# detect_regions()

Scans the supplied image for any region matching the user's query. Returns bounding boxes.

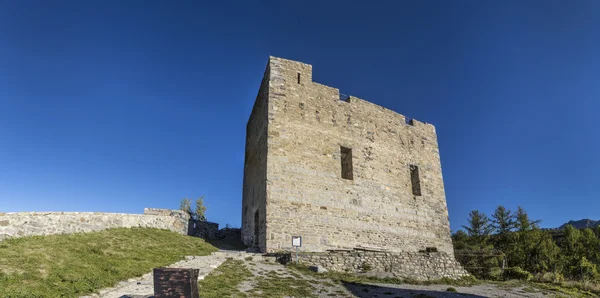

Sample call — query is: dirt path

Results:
[80,250,252,298]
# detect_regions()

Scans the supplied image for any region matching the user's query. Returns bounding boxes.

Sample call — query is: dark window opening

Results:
[405,117,414,126]
[297,73,301,84]
[341,146,353,180]
[410,165,421,196]
[339,93,350,102]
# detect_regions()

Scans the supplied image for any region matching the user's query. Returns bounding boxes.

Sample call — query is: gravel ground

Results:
[343,282,553,298]
[82,251,566,298]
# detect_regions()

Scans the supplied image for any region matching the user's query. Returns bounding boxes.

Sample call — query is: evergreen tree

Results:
[515,206,541,232]
[559,225,584,278]
[452,230,470,251]
[580,228,600,265]
[463,210,493,248]
[517,229,560,273]
[491,205,516,234]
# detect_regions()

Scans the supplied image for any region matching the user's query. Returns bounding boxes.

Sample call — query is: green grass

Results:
[199,260,321,298]
[486,279,598,297]
[0,227,217,297]
[198,259,253,298]
[527,281,597,297]
[249,274,317,298]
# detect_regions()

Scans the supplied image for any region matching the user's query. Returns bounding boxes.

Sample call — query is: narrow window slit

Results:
[410,165,421,196]
[297,73,301,84]
[340,146,353,180]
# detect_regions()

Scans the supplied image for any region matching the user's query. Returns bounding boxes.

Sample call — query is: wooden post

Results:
[153,268,200,298]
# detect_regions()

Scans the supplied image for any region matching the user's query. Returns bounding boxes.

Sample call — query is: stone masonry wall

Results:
[0,208,189,241]
[191,221,219,239]
[241,64,270,250]
[298,250,469,281]
[253,56,454,255]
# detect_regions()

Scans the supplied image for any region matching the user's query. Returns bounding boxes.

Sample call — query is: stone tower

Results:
[242,57,456,257]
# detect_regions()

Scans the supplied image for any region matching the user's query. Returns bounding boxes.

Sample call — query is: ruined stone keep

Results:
[242,57,455,257]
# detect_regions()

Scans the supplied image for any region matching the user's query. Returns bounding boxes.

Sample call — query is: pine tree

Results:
[515,206,541,232]
[559,225,584,278]
[452,230,470,251]
[491,206,516,235]
[463,210,493,248]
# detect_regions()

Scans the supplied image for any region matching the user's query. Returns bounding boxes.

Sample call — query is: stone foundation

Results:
[296,250,469,281]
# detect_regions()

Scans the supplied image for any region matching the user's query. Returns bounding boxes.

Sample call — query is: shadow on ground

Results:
[205,237,247,251]
[343,281,487,298]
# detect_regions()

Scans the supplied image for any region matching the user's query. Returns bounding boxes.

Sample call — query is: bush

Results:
[489,267,503,281]
[446,287,457,292]
[537,272,564,283]
[580,257,600,281]
[503,267,533,281]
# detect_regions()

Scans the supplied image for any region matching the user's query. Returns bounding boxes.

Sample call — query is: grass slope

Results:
[0,228,217,297]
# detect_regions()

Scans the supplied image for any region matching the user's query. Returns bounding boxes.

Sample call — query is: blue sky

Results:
[0,1,598,231]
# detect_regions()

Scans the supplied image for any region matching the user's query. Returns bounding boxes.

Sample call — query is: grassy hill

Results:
[0,227,217,297]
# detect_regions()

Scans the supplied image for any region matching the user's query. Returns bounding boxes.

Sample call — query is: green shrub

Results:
[580,257,600,281]
[446,287,457,292]
[489,267,503,280]
[538,272,564,283]
[503,267,533,281]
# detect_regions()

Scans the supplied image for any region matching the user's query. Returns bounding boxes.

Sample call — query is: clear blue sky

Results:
[1,1,598,231]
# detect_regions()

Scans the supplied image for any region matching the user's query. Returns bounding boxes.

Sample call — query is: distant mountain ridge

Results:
[558,219,600,230]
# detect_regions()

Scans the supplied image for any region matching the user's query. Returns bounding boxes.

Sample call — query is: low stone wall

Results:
[191,221,219,239]
[143,208,188,219]
[0,208,189,241]
[297,250,469,281]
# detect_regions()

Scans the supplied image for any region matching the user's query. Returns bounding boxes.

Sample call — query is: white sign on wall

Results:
[292,236,302,247]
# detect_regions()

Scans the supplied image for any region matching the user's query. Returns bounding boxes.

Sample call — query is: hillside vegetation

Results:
[454,206,600,294]
[0,227,217,297]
